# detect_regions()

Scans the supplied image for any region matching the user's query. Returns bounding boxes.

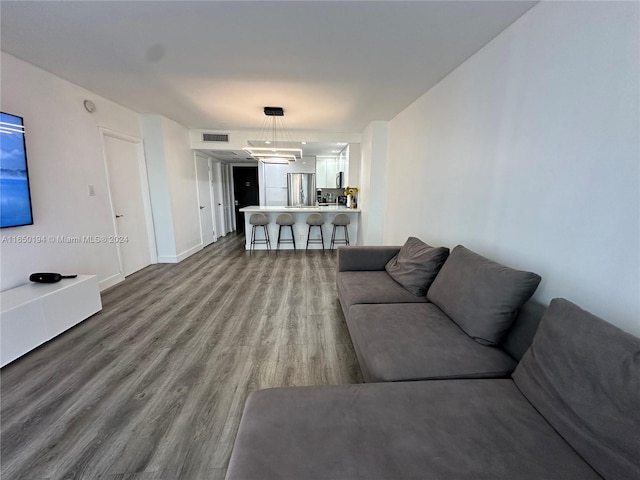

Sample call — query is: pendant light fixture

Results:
[244,107,302,164]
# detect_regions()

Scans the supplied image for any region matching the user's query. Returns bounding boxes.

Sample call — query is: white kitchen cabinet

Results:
[317,157,340,188]
[337,145,349,187]
[316,146,350,189]
[315,158,327,188]
[264,164,288,188]
[316,158,328,188]
[295,156,317,174]
[265,186,288,206]
[262,157,316,206]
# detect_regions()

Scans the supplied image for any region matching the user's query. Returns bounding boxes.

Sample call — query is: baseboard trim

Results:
[99,273,125,291]
[176,243,203,262]
[157,243,203,264]
[157,255,178,263]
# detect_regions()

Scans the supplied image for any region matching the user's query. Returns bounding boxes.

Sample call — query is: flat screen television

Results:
[1,112,33,228]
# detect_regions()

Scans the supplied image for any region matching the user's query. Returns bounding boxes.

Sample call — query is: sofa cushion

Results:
[226,380,600,480]
[427,245,541,346]
[347,303,517,382]
[513,298,640,480]
[499,300,546,361]
[336,271,427,317]
[384,237,449,296]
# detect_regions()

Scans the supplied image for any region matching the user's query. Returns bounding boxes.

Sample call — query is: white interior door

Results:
[195,153,215,247]
[211,162,226,238]
[103,132,152,276]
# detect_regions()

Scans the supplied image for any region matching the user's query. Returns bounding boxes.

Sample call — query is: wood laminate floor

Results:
[1,233,362,480]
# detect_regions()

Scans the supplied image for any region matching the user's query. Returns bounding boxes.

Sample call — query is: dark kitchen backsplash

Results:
[317,188,345,203]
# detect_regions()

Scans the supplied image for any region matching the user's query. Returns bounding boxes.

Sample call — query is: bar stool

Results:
[276,213,296,251]
[306,213,325,251]
[330,213,350,249]
[249,213,270,251]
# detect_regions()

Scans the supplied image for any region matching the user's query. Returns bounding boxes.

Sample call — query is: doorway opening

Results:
[232,166,259,233]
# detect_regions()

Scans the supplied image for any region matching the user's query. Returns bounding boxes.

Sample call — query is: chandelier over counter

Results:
[243,107,303,164]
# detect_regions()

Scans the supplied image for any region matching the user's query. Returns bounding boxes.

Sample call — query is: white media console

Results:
[0,275,102,367]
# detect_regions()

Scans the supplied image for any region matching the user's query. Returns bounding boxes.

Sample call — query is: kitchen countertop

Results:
[239,205,360,213]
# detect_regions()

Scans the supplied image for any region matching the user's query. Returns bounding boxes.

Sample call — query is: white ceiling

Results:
[1,1,537,133]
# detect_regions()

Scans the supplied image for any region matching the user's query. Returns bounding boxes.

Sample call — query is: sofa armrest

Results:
[338,246,401,271]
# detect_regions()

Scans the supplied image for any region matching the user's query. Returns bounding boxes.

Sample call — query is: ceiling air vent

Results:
[202,133,229,142]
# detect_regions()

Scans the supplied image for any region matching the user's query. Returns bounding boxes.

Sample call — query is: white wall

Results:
[359,121,389,245]
[162,117,202,259]
[140,115,177,260]
[383,1,640,335]
[0,52,144,291]
[142,114,202,262]
[348,143,361,192]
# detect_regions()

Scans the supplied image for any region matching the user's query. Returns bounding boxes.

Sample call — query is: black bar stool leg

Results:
[290,225,296,250]
[263,225,271,251]
[250,225,256,252]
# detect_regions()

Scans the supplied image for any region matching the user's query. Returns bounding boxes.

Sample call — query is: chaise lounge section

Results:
[225,298,640,480]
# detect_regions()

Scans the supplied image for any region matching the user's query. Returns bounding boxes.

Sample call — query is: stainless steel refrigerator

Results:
[287,173,316,207]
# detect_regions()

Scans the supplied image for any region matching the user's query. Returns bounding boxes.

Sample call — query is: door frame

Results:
[221,163,234,233]
[99,127,157,282]
[194,152,217,244]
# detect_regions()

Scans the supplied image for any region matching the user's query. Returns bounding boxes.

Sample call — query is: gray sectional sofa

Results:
[225,240,640,480]
[338,242,543,382]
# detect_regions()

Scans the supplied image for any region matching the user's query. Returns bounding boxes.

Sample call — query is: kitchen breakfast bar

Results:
[239,206,360,250]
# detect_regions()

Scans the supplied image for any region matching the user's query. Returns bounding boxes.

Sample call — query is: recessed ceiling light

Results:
[265,140,271,144]
[301,141,307,145]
